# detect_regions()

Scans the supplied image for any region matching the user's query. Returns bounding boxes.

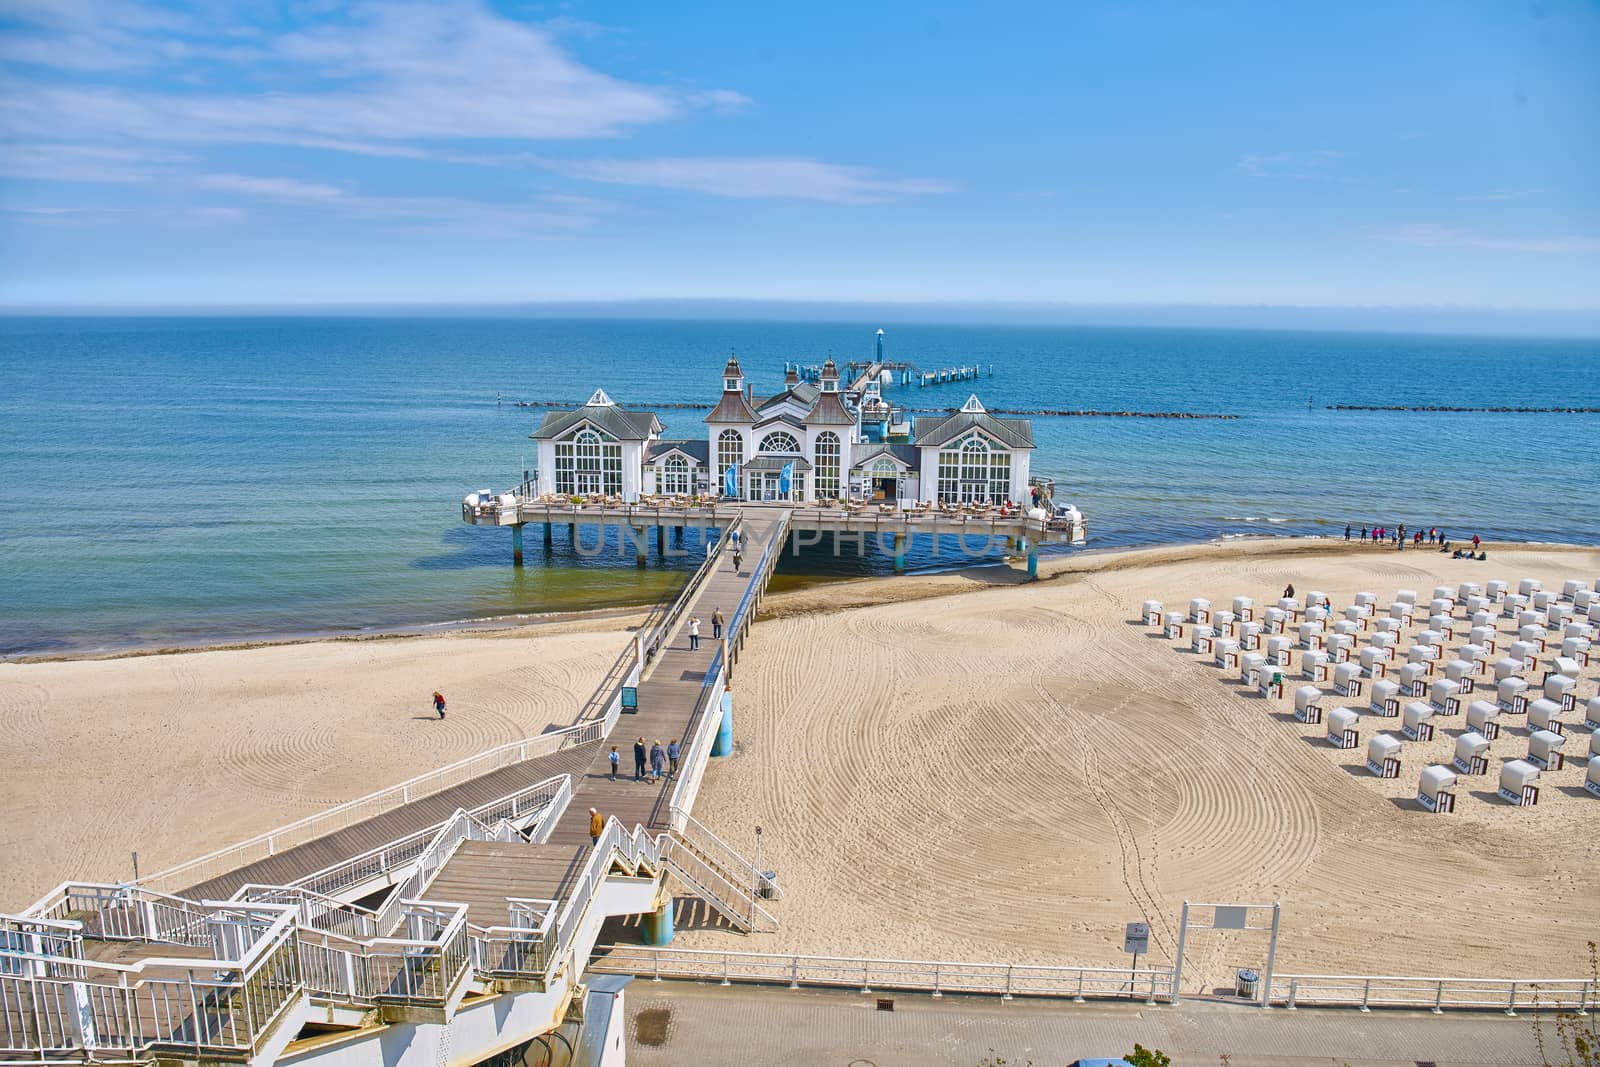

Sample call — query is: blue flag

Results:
[724,461,738,498]
[779,460,793,496]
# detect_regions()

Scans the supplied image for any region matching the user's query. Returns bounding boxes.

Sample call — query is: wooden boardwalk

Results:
[182,511,787,912]
[539,513,786,856]
[183,744,594,900]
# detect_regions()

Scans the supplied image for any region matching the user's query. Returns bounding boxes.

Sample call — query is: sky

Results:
[1,1,1597,319]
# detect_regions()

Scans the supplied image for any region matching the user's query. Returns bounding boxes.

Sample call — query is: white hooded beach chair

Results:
[1366,733,1403,778]
[1453,732,1491,775]
[1417,764,1457,813]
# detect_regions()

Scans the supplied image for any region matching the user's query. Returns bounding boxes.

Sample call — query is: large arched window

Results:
[660,454,689,495]
[757,430,801,454]
[813,432,841,499]
[555,428,622,495]
[716,429,744,490]
[936,434,1009,503]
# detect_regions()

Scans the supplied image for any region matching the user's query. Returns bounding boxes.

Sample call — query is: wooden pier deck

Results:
[179,512,788,911]
[424,841,588,928]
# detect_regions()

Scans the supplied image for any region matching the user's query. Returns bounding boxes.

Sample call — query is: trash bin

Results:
[1235,968,1260,999]
[757,872,780,900]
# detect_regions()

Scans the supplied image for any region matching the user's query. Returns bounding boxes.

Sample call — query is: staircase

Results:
[657,815,778,933]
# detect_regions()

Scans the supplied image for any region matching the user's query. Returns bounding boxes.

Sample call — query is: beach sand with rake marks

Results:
[681,540,1600,992]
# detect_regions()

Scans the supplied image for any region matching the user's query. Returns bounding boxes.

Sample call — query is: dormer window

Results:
[725,378,741,392]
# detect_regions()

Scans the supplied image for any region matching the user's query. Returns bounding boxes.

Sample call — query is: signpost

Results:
[1124,921,1150,999]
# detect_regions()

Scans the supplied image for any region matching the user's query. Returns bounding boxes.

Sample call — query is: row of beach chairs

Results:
[1145,576,1600,811]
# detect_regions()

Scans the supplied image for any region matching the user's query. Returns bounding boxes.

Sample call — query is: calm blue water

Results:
[1,317,1596,656]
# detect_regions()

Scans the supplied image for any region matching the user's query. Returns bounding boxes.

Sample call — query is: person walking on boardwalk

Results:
[668,738,681,777]
[633,737,647,781]
[688,616,701,651]
[431,691,446,719]
[608,746,620,781]
[711,607,724,640]
[649,739,666,781]
[589,807,604,846]
[733,546,744,572]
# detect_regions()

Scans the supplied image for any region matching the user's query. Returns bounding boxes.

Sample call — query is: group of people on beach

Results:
[1342,523,1484,558]
[609,736,679,782]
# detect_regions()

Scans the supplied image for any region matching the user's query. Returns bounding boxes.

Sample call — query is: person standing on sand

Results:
[1344,524,1352,541]
[1282,583,1295,600]
[711,607,724,640]
[668,738,681,777]
[688,616,701,651]
[1472,533,1481,550]
[432,691,446,719]
[608,746,620,781]
[1361,526,1368,541]
[650,740,665,781]
[633,737,647,781]
[589,807,604,846]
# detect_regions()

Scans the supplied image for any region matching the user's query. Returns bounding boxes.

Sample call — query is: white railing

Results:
[665,809,776,923]
[284,773,571,903]
[372,809,503,936]
[1273,973,1595,1013]
[590,946,1172,1002]
[664,651,727,833]
[471,898,559,979]
[655,836,777,934]
[230,884,379,940]
[0,903,303,1061]
[546,819,659,984]
[24,883,219,950]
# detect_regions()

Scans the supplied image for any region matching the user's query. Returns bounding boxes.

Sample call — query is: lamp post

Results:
[753,825,763,922]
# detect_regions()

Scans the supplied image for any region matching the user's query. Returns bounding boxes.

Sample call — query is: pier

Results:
[463,497,1086,576]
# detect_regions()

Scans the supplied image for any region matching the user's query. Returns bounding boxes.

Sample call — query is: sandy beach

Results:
[0,613,641,909]
[4,538,1597,992]
[683,538,1600,990]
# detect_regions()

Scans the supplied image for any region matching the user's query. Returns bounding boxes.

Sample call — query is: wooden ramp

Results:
[423,841,588,928]
[183,744,594,901]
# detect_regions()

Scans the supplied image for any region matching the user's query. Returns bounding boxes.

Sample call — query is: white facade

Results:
[528,369,1036,507]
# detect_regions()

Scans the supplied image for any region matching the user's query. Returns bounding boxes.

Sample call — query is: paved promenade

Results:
[623,980,1563,1066]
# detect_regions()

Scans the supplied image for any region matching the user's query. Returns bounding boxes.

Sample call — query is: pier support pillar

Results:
[642,900,675,946]
[632,527,647,568]
[543,522,553,548]
[711,691,733,757]
[674,525,684,545]
[1026,539,1038,580]
[656,524,665,555]
[511,524,524,566]
[892,533,907,574]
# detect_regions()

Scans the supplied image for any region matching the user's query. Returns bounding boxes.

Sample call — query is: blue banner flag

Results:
[779,460,793,496]
[724,462,738,498]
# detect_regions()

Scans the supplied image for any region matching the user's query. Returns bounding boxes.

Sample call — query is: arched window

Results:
[936,434,1009,503]
[757,430,801,454]
[813,432,841,499]
[661,454,689,495]
[872,458,899,476]
[556,427,622,495]
[716,429,743,490]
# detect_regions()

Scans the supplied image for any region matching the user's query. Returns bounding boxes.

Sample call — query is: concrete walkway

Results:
[621,979,1568,1066]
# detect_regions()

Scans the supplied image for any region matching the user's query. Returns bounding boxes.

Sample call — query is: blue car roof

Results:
[1067,1060,1135,1067]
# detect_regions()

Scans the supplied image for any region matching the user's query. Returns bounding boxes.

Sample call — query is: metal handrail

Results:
[286,774,571,902]
[1271,972,1595,1013]
[644,511,743,662]
[590,945,1172,1002]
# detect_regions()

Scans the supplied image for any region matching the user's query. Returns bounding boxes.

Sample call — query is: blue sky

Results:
[1,1,1597,314]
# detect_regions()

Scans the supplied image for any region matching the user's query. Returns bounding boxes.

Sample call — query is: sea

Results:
[1,316,1596,658]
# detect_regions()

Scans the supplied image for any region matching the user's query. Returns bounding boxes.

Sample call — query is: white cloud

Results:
[0,0,736,147]
[193,173,346,202]
[1367,223,1600,254]
[537,156,957,204]
[0,142,188,182]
